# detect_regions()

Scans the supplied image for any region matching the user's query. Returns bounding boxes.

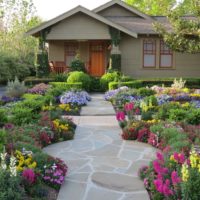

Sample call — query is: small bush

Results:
[24,77,54,85]
[109,80,142,90]
[37,51,49,77]
[53,73,68,82]
[70,59,86,72]
[169,108,188,121]
[10,107,37,125]
[90,77,101,92]
[49,82,83,90]
[100,72,120,91]
[6,77,27,98]
[186,109,200,125]
[0,109,8,127]
[0,170,25,200]
[136,87,156,97]
[67,71,91,91]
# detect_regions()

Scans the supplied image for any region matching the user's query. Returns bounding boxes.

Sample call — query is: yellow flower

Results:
[170,155,176,163]
[181,102,190,108]
[190,150,200,169]
[28,161,37,169]
[181,163,189,182]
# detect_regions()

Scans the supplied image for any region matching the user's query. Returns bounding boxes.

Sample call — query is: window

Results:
[65,43,78,66]
[160,40,173,68]
[143,39,156,68]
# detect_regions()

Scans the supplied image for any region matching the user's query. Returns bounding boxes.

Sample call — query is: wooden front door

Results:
[90,42,105,76]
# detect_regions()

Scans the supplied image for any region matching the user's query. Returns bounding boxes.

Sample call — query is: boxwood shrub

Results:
[49,82,83,90]
[109,80,142,90]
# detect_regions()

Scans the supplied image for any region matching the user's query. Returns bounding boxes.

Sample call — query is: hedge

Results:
[49,82,83,90]
[109,80,142,90]
[140,78,200,88]
[24,77,54,85]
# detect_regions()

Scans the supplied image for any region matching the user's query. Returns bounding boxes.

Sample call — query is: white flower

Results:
[0,152,7,170]
[9,156,17,177]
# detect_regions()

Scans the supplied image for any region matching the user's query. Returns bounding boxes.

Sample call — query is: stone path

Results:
[44,94,156,200]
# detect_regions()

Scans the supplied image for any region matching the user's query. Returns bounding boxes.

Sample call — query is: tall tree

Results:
[154,0,200,53]
[124,0,177,15]
[0,0,42,79]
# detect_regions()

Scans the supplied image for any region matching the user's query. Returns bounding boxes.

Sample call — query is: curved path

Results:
[44,94,156,200]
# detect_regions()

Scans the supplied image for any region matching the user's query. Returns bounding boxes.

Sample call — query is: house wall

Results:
[97,4,140,17]
[46,13,111,40]
[49,41,90,64]
[120,34,200,78]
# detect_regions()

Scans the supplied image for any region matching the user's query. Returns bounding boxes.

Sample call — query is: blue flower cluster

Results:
[156,95,173,105]
[60,91,91,106]
[191,100,200,108]
[0,95,23,104]
[104,86,128,101]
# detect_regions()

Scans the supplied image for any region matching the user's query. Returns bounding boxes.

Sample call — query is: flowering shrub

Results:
[27,83,50,95]
[60,91,91,106]
[140,149,200,199]
[43,158,67,190]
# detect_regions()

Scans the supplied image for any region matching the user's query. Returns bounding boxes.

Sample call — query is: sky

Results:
[32,0,111,20]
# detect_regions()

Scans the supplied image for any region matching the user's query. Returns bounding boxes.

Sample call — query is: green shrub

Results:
[144,95,158,106]
[53,73,68,82]
[0,129,7,151]
[0,170,25,200]
[70,59,86,72]
[169,108,187,121]
[100,72,120,91]
[136,87,156,97]
[37,51,49,78]
[0,109,8,127]
[186,109,200,125]
[33,152,49,170]
[22,93,43,100]
[111,54,121,71]
[120,75,135,82]
[109,80,142,90]
[67,71,91,91]
[141,111,154,120]
[17,99,44,113]
[155,102,181,120]
[10,107,37,125]
[0,52,31,82]
[6,77,27,98]
[90,77,101,92]
[49,82,83,90]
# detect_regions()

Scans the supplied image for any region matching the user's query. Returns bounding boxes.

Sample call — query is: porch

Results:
[48,40,110,76]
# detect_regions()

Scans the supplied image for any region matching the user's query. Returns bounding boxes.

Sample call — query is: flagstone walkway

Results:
[44,94,156,200]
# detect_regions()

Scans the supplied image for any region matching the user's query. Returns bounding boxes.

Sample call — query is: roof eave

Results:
[26,5,138,38]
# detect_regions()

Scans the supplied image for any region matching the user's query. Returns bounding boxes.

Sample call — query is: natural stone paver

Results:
[92,172,145,192]
[86,187,122,200]
[44,94,156,200]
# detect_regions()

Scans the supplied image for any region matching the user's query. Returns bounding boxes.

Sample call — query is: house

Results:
[26,0,200,78]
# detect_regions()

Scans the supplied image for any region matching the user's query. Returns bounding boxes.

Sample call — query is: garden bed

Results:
[105,79,200,199]
[0,80,91,199]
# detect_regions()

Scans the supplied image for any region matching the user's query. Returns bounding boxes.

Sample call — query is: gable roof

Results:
[26,5,137,38]
[93,0,154,21]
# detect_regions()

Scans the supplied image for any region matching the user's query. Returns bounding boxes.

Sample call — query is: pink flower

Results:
[22,169,36,184]
[124,102,134,112]
[116,111,125,121]
[163,179,174,196]
[135,108,140,115]
[171,171,181,185]
[173,152,185,164]
[156,152,164,162]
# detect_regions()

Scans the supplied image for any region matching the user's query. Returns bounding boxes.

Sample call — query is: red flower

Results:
[116,111,125,121]
[124,102,134,112]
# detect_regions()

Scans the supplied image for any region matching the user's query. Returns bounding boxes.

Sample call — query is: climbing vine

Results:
[109,27,121,46]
